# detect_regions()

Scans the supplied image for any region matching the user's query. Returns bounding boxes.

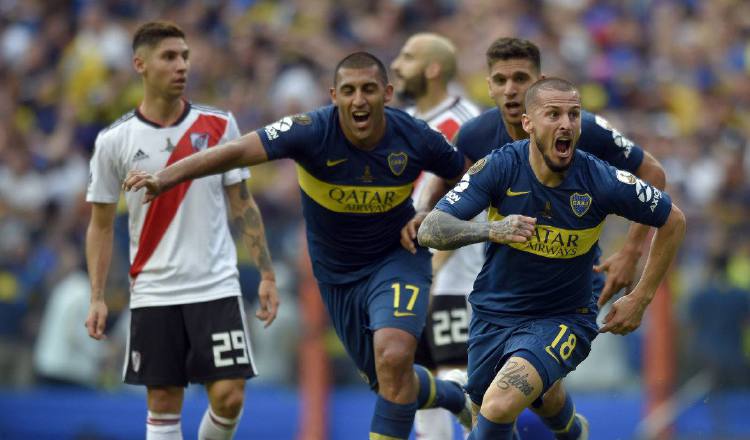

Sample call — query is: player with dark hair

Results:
[418,77,685,439]
[391,32,481,439]
[123,51,473,439]
[85,21,279,440]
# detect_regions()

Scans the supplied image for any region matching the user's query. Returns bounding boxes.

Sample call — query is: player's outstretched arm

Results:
[595,152,668,299]
[85,202,117,340]
[123,131,270,202]
[599,203,686,335]
[418,210,536,250]
[226,183,279,328]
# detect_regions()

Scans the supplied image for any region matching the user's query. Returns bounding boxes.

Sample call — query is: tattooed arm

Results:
[226,181,279,327]
[418,210,537,250]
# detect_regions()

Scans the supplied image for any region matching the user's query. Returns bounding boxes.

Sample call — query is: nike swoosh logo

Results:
[506,188,531,197]
[326,158,348,167]
[393,311,416,317]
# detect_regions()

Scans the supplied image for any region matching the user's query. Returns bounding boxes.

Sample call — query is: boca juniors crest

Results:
[570,192,592,217]
[387,152,408,176]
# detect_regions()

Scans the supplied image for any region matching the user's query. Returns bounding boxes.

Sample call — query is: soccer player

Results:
[123,52,473,439]
[418,77,686,440]
[85,21,279,440]
[391,32,481,439]
[417,37,668,436]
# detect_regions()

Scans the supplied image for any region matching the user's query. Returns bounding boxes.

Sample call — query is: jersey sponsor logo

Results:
[635,178,662,212]
[445,174,470,204]
[190,132,210,151]
[468,157,487,175]
[133,149,149,162]
[163,137,176,152]
[387,152,408,176]
[326,158,348,167]
[616,169,637,184]
[263,116,293,140]
[506,188,530,197]
[570,193,592,217]
[296,165,412,213]
[488,208,604,259]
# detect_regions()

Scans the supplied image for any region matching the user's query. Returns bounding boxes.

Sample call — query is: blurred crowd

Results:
[0,0,748,395]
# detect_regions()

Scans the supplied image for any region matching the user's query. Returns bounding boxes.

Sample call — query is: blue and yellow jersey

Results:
[435,140,671,319]
[258,105,465,284]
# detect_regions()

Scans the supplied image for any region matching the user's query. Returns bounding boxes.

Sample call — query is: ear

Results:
[133,54,145,74]
[384,83,394,104]
[329,87,336,104]
[521,113,533,134]
[424,61,440,81]
[486,76,494,99]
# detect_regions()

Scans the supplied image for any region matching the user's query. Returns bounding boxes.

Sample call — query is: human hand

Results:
[401,211,428,254]
[488,215,536,244]
[594,248,641,307]
[598,291,648,335]
[85,299,108,340]
[122,170,163,203]
[255,279,280,328]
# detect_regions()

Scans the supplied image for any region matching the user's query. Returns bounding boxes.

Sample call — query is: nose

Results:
[352,89,366,107]
[503,81,516,97]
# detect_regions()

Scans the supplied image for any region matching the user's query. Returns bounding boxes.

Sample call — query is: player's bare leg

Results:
[146,386,184,440]
[199,378,246,440]
[530,380,589,440]
[468,356,543,439]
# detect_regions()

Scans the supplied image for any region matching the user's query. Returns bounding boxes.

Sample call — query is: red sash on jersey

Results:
[129,114,228,280]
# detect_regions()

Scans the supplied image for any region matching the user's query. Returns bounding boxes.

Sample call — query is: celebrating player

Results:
[418,77,686,439]
[123,51,473,439]
[85,21,278,440]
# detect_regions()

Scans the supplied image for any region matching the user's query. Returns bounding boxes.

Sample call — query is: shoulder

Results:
[454,96,482,119]
[458,107,501,139]
[487,140,525,168]
[386,106,432,135]
[190,102,230,117]
[99,109,136,137]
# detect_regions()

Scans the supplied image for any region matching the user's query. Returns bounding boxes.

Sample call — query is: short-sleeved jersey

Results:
[86,102,248,308]
[407,95,484,296]
[258,105,465,284]
[435,140,672,319]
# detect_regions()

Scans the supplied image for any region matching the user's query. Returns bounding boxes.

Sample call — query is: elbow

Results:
[667,204,687,240]
[417,213,437,249]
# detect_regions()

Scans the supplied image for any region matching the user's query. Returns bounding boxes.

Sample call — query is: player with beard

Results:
[418,77,685,439]
[85,21,279,440]
[122,52,475,439]
[391,33,481,439]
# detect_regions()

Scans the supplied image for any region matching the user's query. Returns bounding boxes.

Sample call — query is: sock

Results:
[146,411,182,440]
[541,393,582,440]
[467,414,514,440]
[370,395,417,439]
[198,406,242,440]
[414,365,465,414]
[414,407,454,440]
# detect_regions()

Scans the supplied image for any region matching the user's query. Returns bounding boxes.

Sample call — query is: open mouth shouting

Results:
[553,136,573,159]
[504,101,523,118]
[352,110,370,129]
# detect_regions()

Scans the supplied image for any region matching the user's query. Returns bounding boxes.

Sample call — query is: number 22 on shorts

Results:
[392,283,419,317]
[544,324,577,364]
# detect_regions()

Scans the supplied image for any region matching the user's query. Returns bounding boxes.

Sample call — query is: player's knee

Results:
[534,382,565,417]
[147,387,183,413]
[480,395,521,423]
[375,344,413,376]
[211,384,245,418]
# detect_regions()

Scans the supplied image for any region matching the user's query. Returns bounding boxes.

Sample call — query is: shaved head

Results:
[408,33,457,81]
[525,77,579,113]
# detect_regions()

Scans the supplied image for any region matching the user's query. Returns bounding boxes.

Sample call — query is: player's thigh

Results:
[481,355,544,420]
[182,296,257,384]
[367,247,432,339]
[318,282,378,388]
[425,294,470,367]
[125,305,189,386]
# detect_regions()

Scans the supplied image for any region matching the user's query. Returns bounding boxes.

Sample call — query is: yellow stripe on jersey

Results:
[296,165,413,214]
[370,433,404,440]
[488,207,604,259]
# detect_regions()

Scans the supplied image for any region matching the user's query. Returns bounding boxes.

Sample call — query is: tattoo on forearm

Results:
[238,183,251,201]
[418,211,488,250]
[233,202,273,273]
[494,361,534,396]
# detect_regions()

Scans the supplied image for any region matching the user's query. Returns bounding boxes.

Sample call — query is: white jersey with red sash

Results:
[86,102,248,308]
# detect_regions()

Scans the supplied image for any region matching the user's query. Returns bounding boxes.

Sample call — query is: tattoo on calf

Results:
[494,361,534,396]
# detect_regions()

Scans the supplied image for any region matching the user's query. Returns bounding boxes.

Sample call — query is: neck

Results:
[507,121,528,141]
[139,91,185,126]
[528,140,565,187]
[414,84,449,116]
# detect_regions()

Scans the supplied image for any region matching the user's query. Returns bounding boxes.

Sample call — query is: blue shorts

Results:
[466,311,598,406]
[319,247,432,390]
